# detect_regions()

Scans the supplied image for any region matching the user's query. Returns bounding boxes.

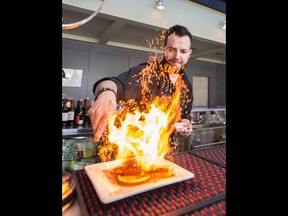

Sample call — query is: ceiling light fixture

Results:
[156,0,165,10]
[220,18,226,30]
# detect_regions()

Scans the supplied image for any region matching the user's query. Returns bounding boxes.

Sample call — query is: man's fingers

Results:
[93,114,109,142]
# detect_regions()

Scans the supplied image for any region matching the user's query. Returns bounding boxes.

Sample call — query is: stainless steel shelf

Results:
[62,127,94,138]
[193,124,226,130]
[193,141,226,149]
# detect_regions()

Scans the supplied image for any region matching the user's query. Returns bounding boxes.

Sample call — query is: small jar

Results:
[74,137,86,159]
[75,137,93,158]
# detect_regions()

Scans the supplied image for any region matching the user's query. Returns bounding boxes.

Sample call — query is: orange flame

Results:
[98,67,189,168]
[97,31,190,169]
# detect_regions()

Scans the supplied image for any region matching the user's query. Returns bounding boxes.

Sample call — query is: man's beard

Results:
[161,56,186,71]
[160,59,185,74]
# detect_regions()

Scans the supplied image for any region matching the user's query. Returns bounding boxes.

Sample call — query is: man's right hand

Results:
[88,90,117,142]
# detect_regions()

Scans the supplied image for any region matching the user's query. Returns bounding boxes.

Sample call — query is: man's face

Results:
[164,34,192,70]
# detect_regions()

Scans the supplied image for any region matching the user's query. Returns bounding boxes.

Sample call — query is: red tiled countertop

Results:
[73,147,226,215]
[190,145,226,167]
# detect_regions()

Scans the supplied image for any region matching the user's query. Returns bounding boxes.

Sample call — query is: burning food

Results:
[117,173,151,185]
[103,157,173,186]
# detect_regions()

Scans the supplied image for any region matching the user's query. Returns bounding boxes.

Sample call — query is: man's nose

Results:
[174,50,181,58]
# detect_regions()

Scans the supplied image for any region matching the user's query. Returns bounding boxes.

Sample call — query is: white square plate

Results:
[84,157,194,203]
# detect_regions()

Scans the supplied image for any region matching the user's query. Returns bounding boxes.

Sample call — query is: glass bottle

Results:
[83,97,91,127]
[68,99,75,127]
[62,97,69,127]
[74,98,83,126]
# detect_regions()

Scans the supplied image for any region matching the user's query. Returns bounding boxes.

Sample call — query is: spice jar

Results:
[75,137,93,158]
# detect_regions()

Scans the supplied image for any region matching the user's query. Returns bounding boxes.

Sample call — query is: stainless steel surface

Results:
[185,124,226,150]
[192,123,224,129]
[193,141,225,149]
[191,109,226,127]
[192,112,201,122]
[62,127,94,138]
[211,110,226,125]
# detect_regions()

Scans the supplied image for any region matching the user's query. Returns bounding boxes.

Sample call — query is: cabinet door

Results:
[192,76,208,107]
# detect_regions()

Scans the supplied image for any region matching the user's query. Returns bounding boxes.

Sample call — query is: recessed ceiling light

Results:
[156,0,165,10]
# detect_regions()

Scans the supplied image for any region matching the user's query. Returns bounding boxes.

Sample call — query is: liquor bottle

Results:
[62,97,69,127]
[74,98,83,126]
[68,99,75,127]
[83,97,91,127]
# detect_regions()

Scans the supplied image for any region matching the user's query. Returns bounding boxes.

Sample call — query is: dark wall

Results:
[62,39,225,107]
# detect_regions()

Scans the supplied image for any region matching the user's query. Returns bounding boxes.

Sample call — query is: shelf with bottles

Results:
[62,95,93,129]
